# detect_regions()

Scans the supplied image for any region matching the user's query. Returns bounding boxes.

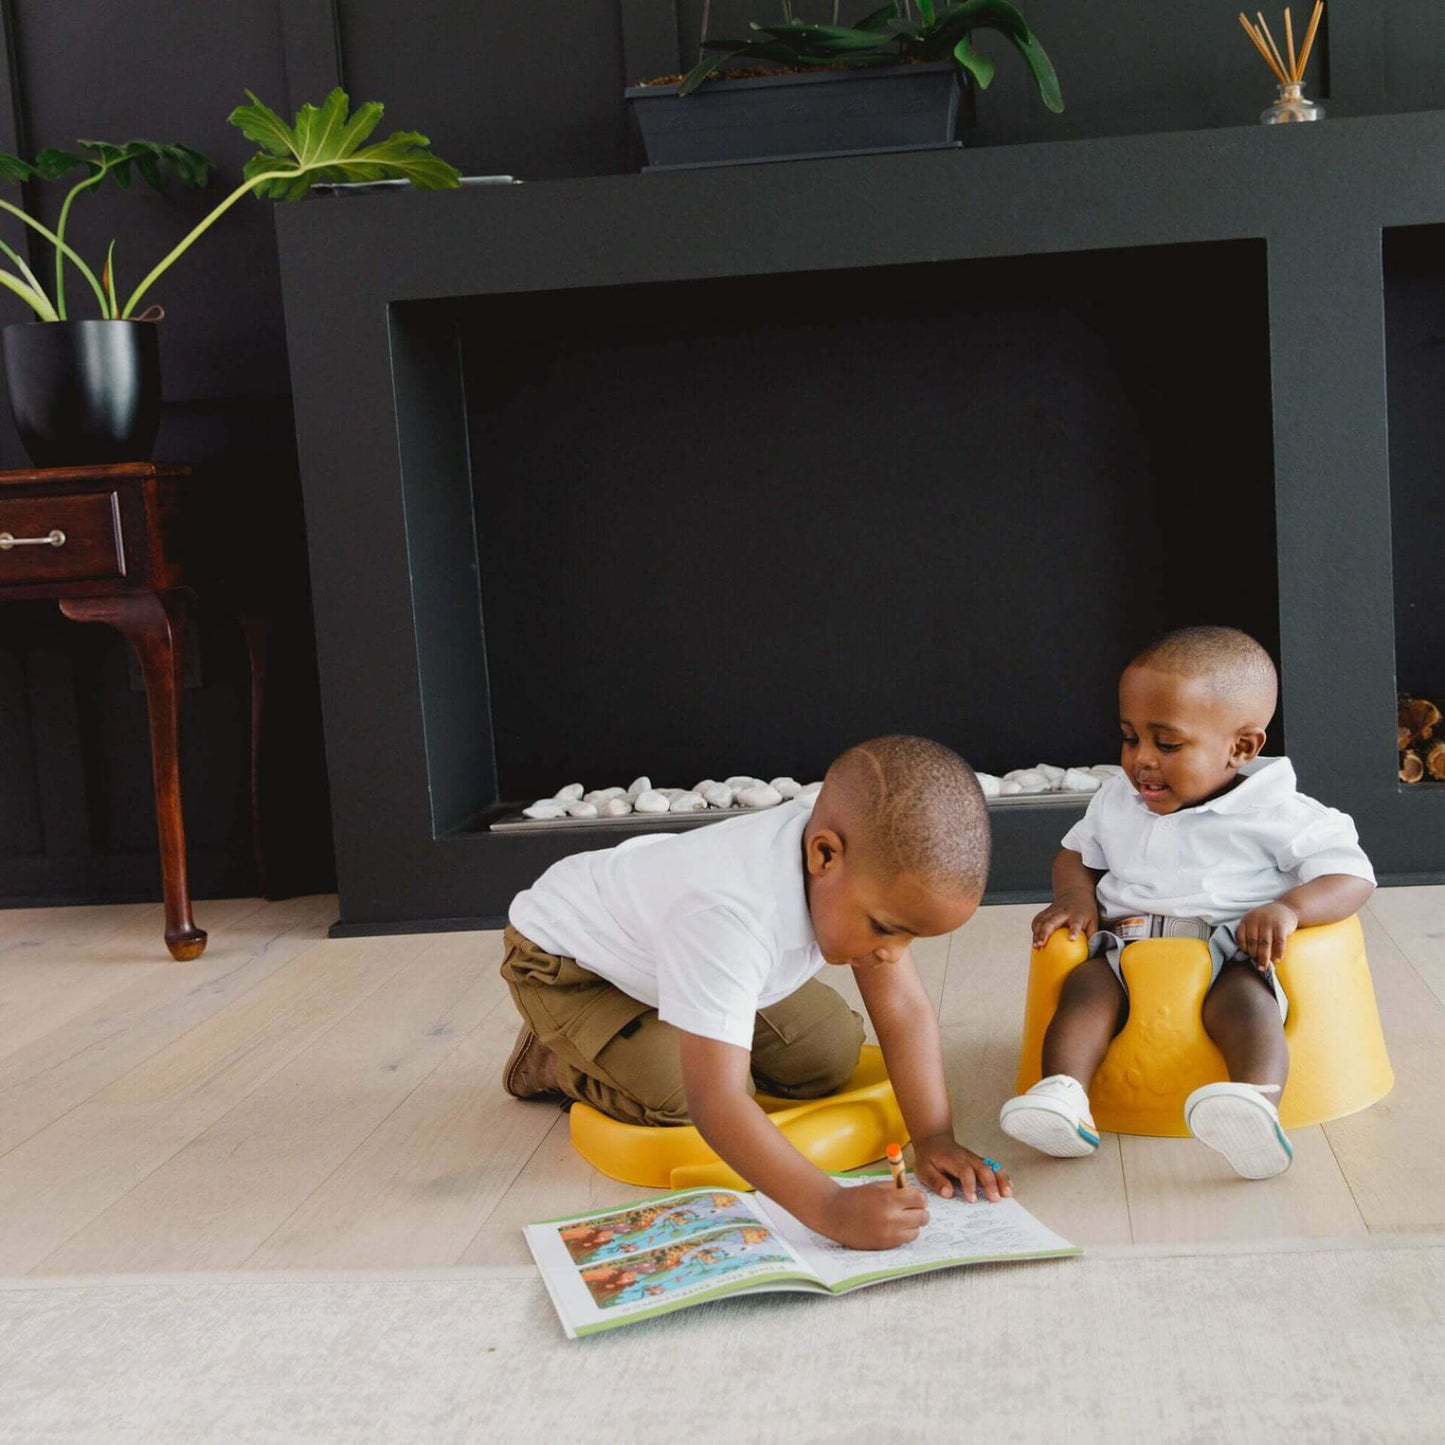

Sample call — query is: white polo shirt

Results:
[1060,756,1375,926]
[508,798,825,1049]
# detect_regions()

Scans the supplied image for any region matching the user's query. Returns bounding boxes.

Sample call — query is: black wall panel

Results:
[2,0,1444,907]
[338,0,634,181]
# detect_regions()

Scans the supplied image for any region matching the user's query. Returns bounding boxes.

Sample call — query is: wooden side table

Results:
[0,462,206,959]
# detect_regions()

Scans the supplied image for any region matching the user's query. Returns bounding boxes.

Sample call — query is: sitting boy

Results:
[502,735,1009,1250]
[999,626,1375,1179]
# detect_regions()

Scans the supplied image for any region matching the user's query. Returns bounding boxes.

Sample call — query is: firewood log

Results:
[1399,695,1441,744]
[1400,749,1425,784]
[1427,740,1445,781]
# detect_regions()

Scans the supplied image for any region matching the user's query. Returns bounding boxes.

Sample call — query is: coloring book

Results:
[524,1173,1079,1338]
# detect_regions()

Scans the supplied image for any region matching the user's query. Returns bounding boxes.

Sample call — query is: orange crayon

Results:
[886,1142,906,1189]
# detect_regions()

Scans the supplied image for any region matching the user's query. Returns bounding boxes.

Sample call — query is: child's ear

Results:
[1231,726,1267,766]
[805,828,844,877]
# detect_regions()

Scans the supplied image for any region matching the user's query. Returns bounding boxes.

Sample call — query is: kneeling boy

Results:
[502,735,1008,1250]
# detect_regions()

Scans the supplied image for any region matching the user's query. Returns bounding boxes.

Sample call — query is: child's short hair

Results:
[1130,625,1278,718]
[826,736,990,896]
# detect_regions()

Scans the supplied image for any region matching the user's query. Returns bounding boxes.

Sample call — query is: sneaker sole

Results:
[1186,1092,1293,1179]
[999,1098,1100,1158]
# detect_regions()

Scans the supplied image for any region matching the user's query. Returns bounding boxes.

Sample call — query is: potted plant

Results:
[626,0,1062,171]
[0,90,460,467]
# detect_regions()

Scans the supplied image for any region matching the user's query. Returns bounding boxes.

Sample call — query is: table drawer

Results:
[0,491,125,585]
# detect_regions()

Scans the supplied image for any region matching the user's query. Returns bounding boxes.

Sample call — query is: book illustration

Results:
[579,1224,797,1310]
[558,1192,756,1267]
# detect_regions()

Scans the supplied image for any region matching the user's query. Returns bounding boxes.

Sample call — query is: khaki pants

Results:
[500,925,864,1126]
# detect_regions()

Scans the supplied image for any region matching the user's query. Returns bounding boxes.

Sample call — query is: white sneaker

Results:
[999,1075,1100,1157]
[1185,1082,1293,1180]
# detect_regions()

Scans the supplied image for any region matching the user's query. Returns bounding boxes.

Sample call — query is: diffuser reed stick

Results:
[1239,2,1324,84]
[1240,3,1324,122]
[1296,1,1324,77]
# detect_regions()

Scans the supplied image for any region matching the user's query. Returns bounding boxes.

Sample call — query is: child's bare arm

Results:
[853,951,1010,1203]
[1031,849,1104,946]
[1236,873,1376,968]
[677,1031,929,1250]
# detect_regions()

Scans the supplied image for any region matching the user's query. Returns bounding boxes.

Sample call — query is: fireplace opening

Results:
[402,238,1278,829]
[1385,225,1445,789]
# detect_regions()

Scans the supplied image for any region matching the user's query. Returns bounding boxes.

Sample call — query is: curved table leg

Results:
[60,589,208,960]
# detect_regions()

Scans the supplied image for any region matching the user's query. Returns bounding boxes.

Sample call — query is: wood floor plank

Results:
[0,895,269,1067]
[0,899,162,948]
[460,1109,653,1267]
[1322,908,1445,1234]
[0,928,429,1274]
[37,931,503,1274]
[936,901,1035,1031]
[1119,1126,1367,1243]
[1,888,1439,1277]
[0,895,336,1158]
[1367,887,1445,1009]
[246,943,562,1270]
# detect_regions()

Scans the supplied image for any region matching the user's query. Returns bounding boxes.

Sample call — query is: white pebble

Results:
[702,783,735,808]
[1032,764,1066,787]
[974,772,1002,798]
[599,797,632,817]
[669,791,705,813]
[998,780,1023,796]
[1089,764,1125,780]
[634,789,670,814]
[584,786,627,804]
[796,781,823,799]
[1061,768,1101,793]
[770,776,802,799]
[627,776,652,800]
[657,787,687,799]
[554,783,585,802]
[566,800,599,818]
[738,784,783,809]
[692,779,718,796]
[724,775,758,791]
[523,800,568,820]
[1003,769,1051,794]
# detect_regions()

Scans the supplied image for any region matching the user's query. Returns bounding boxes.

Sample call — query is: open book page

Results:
[523,1187,826,1338]
[756,1173,1081,1292]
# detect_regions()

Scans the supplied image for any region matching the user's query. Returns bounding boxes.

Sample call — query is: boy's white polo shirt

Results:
[508,798,825,1049]
[1061,756,1375,926]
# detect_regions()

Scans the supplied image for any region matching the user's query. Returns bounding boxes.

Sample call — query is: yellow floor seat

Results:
[569,1043,906,1190]
[1015,915,1393,1137]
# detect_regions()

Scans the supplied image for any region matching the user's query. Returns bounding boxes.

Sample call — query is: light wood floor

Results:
[0,887,1440,1276]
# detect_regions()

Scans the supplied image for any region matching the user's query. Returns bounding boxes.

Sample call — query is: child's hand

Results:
[1236,901,1300,969]
[1031,900,1097,948]
[817,1180,930,1250]
[911,1133,1012,1203]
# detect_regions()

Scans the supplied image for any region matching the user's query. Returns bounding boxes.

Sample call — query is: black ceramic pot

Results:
[1,318,161,467]
[625,62,970,171]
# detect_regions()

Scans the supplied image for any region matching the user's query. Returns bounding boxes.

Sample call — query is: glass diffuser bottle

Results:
[1262,80,1324,123]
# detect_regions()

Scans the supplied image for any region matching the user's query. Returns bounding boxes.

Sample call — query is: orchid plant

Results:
[0,89,460,324]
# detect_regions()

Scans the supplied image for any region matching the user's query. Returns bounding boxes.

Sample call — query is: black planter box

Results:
[625,62,968,170]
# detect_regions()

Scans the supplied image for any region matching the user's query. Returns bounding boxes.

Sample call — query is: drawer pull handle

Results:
[0,529,66,550]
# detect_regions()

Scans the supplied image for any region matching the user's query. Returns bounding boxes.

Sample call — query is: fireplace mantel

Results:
[275,113,1445,933]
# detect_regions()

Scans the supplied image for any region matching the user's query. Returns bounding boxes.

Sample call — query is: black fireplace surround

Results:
[274,113,1445,934]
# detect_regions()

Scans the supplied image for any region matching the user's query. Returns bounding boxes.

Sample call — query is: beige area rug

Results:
[2,1240,1441,1445]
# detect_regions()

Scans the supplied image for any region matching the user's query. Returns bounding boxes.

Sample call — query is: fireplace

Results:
[276,114,1445,932]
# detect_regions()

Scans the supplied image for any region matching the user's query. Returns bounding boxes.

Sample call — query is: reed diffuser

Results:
[1239,3,1324,123]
